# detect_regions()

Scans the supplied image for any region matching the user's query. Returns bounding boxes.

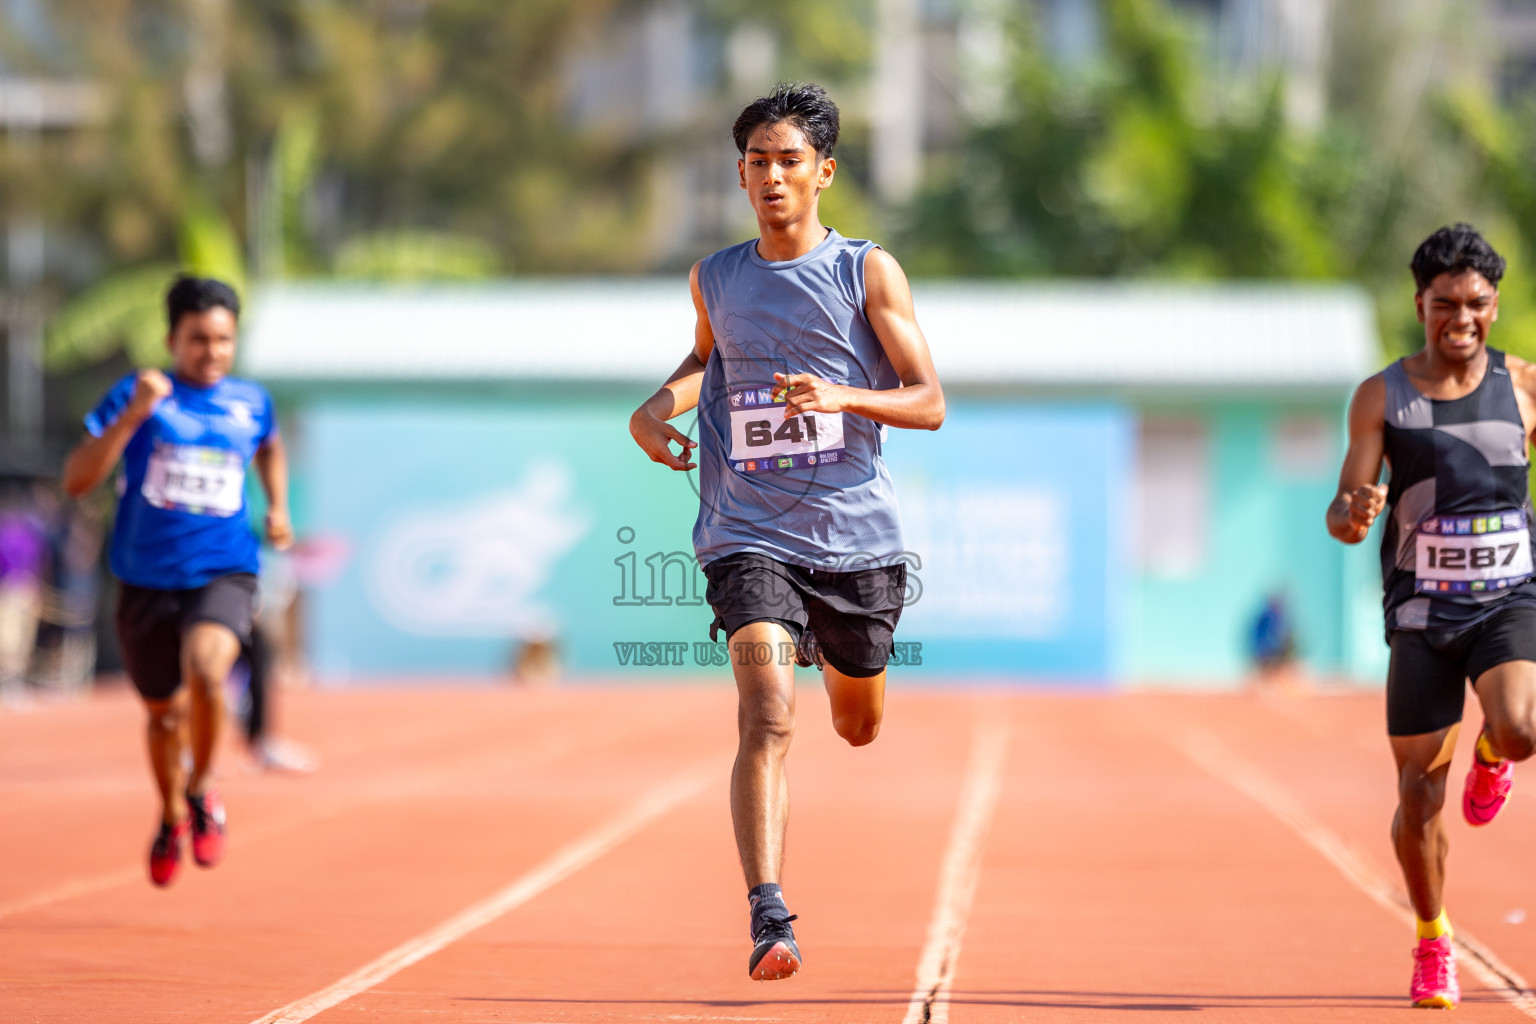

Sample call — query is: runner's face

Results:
[1416,270,1499,365]
[738,122,834,227]
[167,307,237,387]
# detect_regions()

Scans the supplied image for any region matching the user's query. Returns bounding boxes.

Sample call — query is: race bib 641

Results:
[725,384,847,474]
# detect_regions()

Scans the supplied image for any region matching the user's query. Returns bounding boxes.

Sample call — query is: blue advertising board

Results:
[299,398,1130,681]
[880,403,1132,681]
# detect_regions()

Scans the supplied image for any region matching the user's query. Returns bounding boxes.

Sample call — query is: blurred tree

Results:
[17,0,653,379]
[15,0,897,389]
[897,0,1520,367]
[1439,86,1536,367]
[900,0,1342,279]
[14,0,1536,386]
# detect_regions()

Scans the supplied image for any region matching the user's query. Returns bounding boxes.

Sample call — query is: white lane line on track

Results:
[1173,725,1536,1019]
[0,802,339,923]
[901,708,1010,1024]
[0,719,654,923]
[0,867,144,921]
[249,761,718,1024]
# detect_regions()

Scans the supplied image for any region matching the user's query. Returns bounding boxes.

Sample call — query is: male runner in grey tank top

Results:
[1329,224,1536,1008]
[630,83,944,981]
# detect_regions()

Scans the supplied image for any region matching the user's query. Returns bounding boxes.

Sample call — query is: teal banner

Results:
[301,398,1130,681]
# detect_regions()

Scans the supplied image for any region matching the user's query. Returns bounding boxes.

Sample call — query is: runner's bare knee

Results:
[832,712,878,746]
[145,697,185,733]
[1489,718,1536,761]
[739,687,795,752]
[182,623,238,693]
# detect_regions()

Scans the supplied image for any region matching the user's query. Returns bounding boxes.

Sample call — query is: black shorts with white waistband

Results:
[702,552,906,678]
[1387,602,1536,736]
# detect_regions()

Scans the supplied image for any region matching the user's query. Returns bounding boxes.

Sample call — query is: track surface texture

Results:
[4,683,1536,1022]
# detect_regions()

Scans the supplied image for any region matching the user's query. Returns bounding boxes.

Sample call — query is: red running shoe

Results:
[187,788,227,867]
[149,820,188,887]
[1463,752,1513,827]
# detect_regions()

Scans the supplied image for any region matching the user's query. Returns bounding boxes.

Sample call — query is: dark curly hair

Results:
[166,274,240,331]
[1410,223,1506,292]
[732,82,840,159]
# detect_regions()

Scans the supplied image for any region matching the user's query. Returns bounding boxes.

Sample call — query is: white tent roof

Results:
[242,279,1378,389]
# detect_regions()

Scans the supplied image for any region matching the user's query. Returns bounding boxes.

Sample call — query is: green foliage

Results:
[901,0,1340,281]
[44,264,178,371]
[1437,89,1536,368]
[334,231,500,281]
[272,107,324,277]
[46,202,247,373]
[701,0,870,85]
[895,0,1536,373]
[179,202,247,294]
[20,0,1536,384]
[21,0,641,374]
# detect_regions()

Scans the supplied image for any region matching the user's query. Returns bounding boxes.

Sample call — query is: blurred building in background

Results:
[1488,0,1536,97]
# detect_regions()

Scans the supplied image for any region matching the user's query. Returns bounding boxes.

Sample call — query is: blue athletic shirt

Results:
[85,373,276,590]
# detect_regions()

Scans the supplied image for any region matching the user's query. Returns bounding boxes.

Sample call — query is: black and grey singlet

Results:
[1381,347,1536,633]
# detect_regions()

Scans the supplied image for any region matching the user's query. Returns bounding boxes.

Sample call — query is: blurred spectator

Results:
[1250,591,1299,685]
[236,547,319,773]
[510,628,561,687]
[0,493,48,699]
[230,538,348,772]
[34,496,105,692]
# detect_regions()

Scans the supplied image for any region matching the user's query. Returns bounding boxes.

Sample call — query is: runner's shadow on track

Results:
[457,997,913,1008]
[458,988,1494,1012]
[894,989,1511,1010]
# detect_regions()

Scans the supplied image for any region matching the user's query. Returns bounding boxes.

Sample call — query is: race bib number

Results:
[142,444,246,517]
[725,384,847,474]
[1415,511,1534,594]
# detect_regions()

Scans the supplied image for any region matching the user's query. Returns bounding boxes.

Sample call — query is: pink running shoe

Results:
[1463,754,1514,827]
[187,788,227,867]
[149,819,188,887]
[1411,935,1459,1008]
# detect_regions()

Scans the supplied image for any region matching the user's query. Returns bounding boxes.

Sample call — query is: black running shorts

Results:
[702,552,906,678]
[115,574,258,703]
[1386,603,1536,736]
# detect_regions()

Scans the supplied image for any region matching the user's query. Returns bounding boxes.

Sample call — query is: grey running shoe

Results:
[749,913,802,981]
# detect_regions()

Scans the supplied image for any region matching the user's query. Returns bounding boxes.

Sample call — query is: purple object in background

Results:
[0,512,47,585]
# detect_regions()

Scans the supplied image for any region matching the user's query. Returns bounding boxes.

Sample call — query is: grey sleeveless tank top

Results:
[692,228,904,569]
[1380,348,1536,633]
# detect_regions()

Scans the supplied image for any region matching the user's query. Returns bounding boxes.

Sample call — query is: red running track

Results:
[3,682,1536,1022]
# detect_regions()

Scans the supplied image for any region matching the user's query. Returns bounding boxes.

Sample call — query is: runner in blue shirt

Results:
[62,275,292,887]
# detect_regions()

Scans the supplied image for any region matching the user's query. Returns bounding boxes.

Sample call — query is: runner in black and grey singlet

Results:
[1329,224,1536,1008]
[1379,347,1536,634]
[629,84,944,983]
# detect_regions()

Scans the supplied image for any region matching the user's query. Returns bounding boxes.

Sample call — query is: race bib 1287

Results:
[725,384,847,475]
[142,444,246,517]
[1414,511,1534,594]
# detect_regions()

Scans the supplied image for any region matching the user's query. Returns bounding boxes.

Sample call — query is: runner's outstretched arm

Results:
[62,369,172,498]
[1327,374,1388,544]
[772,248,944,431]
[630,261,716,471]
[253,433,294,550]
